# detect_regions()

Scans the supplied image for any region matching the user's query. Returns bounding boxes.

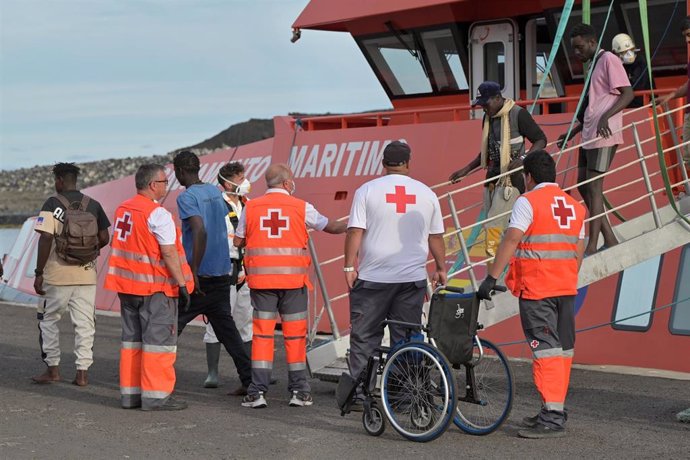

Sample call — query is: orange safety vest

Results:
[243,192,311,290]
[505,185,585,300]
[105,194,194,297]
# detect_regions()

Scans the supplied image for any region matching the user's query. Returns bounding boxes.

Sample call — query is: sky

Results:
[0,0,391,170]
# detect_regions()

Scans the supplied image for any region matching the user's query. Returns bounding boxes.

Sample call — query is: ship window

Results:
[358,25,468,98]
[670,245,690,336]
[483,42,505,89]
[420,29,469,91]
[622,0,687,72]
[536,53,559,98]
[363,34,432,96]
[612,255,662,331]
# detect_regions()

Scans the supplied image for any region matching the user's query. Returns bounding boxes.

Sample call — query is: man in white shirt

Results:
[344,141,447,398]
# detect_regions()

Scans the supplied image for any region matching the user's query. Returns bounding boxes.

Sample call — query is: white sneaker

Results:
[241,392,267,408]
[289,391,313,407]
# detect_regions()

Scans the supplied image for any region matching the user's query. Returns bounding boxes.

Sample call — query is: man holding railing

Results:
[449,81,546,265]
[558,23,633,256]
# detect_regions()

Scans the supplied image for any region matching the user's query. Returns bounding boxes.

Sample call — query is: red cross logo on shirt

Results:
[530,340,540,349]
[385,185,416,214]
[114,212,133,242]
[551,196,576,229]
[260,209,289,239]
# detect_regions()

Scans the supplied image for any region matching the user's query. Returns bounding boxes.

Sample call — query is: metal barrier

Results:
[304,101,690,342]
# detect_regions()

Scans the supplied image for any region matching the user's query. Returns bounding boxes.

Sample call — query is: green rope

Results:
[639,0,690,225]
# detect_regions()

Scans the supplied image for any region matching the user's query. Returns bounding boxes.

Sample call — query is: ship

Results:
[3,0,690,377]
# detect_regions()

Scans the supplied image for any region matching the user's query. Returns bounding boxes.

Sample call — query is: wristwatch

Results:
[34,268,44,276]
[343,266,355,272]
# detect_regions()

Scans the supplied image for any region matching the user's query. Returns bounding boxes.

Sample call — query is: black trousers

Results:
[178,275,251,387]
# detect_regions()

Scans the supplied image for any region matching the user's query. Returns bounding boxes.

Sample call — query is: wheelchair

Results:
[337,285,514,441]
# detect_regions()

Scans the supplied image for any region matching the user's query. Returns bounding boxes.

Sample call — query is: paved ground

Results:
[1,302,688,459]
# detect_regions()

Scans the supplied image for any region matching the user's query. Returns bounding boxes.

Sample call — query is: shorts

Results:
[578,146,617,173]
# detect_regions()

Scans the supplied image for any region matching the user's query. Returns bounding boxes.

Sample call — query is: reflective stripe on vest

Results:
[111,247,166,267]
[514,249,579,260]
[245,247,307,257]
[245,266,308,275]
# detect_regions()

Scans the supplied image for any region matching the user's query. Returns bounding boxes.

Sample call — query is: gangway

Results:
[306,101,690,382]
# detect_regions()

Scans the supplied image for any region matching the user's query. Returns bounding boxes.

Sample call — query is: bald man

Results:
[234,164,346,408]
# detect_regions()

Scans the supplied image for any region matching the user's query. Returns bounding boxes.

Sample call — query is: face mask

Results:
[621,50,636,64]
[229,178,251,196]
[219,172,251,196]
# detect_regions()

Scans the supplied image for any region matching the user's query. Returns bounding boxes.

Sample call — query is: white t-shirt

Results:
[348,174,444,283]
[235,189,329,238]
[147,206,177,245]
[509,183,585,239]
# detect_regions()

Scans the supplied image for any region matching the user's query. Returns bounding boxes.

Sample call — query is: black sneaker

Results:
[522,415,539,428]
[518,424,566,439]
[241,392,267,408]
[141,396,187,411]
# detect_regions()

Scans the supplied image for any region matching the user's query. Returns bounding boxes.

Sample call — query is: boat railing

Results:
[305,100,690,340]
[292,90,675,131]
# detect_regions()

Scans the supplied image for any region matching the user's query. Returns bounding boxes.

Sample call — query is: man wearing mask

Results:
[612,33,652,108]
[202,161,254,389]
[234,164,346,409]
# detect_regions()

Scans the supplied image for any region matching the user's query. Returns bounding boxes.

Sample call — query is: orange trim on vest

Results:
[244,192,312,290]
[105,194,194,296]
[506,185,585,300]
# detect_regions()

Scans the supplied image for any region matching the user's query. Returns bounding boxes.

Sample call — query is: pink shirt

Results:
[582,51,631,148]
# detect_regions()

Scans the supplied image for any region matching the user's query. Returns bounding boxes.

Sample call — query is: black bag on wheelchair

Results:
[427,291,479,367]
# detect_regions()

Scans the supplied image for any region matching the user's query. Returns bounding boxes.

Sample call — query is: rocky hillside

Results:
[0,118,275,223]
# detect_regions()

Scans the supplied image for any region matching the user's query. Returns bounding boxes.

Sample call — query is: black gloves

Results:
[477,275,497,300]
[178,286,191,312]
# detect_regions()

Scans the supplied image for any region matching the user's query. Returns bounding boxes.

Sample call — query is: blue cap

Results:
[472,81,502,106]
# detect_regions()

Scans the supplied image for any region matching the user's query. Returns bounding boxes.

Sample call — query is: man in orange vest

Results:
[234,163,346,408]
[477,150,585,439]
[105,164,193,411]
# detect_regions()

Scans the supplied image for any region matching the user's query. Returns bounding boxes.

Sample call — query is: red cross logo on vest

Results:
[551,196,575,229]
[114,212,133,242]
[261,208,290,239]
[385,185,416,214]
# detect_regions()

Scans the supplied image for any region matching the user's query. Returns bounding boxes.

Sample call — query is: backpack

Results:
[54,194,100,265]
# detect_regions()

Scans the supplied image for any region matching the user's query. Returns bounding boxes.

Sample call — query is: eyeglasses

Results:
[152,179,169,185]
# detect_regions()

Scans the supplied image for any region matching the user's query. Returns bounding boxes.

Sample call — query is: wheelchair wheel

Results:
[381,342,457,442]
[362,402,385,436]
[454,338,514,435]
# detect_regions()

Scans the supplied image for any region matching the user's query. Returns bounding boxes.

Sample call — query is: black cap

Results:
[472,81,502,106]
[383,141,411,165]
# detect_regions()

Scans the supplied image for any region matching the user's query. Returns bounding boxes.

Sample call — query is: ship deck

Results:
[1,301,688,458]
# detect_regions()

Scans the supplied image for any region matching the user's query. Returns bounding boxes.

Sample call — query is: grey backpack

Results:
[54,194,100,265]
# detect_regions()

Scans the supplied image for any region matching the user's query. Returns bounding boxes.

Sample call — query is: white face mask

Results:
[621,50,636,64]
[219,172,251,196]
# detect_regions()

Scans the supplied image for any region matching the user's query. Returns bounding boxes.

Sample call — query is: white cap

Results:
[612,33,636,54]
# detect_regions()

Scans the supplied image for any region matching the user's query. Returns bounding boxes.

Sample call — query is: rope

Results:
[528,0,575,115]
[639,0,690,226]
[492,295,690,348]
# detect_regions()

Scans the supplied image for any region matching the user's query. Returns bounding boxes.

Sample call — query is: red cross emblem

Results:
[385,185,416,214]
[551,196,575,229]
[530,340,540,349]
[114,212,133,242]
[260,209,289,239]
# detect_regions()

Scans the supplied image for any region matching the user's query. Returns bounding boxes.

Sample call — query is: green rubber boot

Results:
[204,342,221,388]
[677,408,690,423]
